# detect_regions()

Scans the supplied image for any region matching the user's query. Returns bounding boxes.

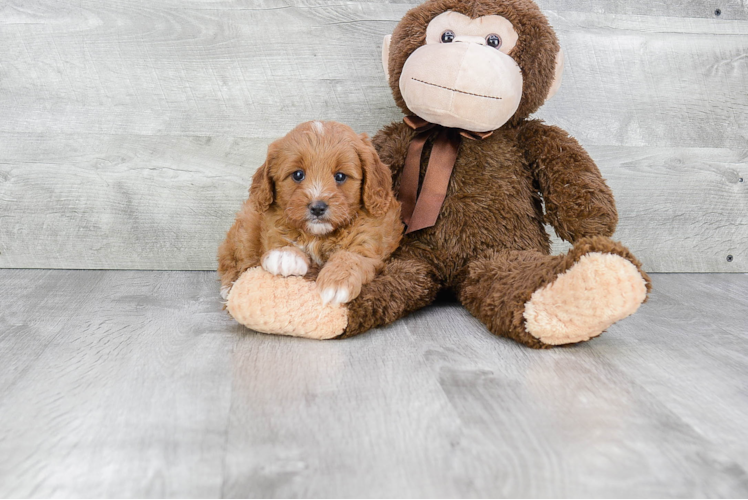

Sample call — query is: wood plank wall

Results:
[0,0,746,272]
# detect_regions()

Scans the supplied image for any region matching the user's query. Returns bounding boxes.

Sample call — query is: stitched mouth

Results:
[411,78,502,100]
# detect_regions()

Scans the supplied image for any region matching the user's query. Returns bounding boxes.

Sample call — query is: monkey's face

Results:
[383,2,564,133]
[399,11,523,133]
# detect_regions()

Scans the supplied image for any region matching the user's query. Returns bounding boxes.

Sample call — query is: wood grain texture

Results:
[2,137,744,271]
[549,146,748,272]
[0,0,746,271]
[3,2,747,144]
[0,134,261,270]
[536,0,748,19]
[0,270,240,497]
[537,11,748,149]
[0,270,747,497]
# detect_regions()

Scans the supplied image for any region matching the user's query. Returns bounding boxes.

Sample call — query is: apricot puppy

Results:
[218,121,402,305]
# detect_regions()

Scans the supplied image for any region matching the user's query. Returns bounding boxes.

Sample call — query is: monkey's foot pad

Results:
[523,252,648,346]
[227,267,348,340]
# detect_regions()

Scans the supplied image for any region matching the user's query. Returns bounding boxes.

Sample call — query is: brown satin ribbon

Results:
[399,116,492,234]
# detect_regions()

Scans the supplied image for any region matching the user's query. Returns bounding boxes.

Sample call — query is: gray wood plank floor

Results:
[1,270,747,497]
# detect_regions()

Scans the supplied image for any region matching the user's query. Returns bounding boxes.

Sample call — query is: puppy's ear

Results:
[249,144,277,213]
[357,133,393,218]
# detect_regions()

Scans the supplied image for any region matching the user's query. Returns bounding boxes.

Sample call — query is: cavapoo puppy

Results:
[218,121,402,305]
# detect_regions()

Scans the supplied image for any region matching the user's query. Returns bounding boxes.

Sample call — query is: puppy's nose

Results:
[309,201,328,217]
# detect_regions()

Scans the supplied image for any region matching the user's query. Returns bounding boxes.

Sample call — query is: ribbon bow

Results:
[398,116,493,234]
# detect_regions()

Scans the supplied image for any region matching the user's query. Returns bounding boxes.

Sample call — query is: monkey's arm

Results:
[518,120,618,243]
[372,121,415,191]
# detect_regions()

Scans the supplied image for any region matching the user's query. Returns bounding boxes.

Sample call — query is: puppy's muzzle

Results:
[308,201,328,219]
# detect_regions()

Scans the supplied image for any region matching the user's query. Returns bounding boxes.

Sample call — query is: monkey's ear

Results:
[382,34,392,81]
[546,48,565,101]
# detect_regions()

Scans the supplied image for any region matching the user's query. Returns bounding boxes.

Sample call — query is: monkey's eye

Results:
[486,34,502,49]
[441,30,455,43]
[334,172,347,184]
[291,170,305,182]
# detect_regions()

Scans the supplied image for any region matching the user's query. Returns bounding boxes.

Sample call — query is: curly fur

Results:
[218,121,402,305]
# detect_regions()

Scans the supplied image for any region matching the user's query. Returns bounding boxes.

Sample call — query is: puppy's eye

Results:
[291,170,305,182]
[486,34,502,49]
[334,172,347,184]
[441,30,455,43]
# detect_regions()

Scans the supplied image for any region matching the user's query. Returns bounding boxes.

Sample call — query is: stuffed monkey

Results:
[221,0,650,348]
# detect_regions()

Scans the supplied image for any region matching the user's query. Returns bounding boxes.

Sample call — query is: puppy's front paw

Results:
[316,264,363,305]
[319,285,352,305]
[262,247,310,277]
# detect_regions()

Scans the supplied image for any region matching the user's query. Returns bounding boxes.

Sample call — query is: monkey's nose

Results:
[309,201,328,217]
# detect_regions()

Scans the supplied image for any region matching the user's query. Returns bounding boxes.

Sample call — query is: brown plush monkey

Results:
[222,0,650,348]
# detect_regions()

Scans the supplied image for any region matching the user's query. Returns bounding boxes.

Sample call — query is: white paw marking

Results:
[262,249,308,277]
[312,120,324,135]
[319,285,351,305]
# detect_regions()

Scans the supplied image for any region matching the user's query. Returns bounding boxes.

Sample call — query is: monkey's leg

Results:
[226,268,348,340]
[455,236,651,348]
[226,251,440,340]
[340,253,442,338]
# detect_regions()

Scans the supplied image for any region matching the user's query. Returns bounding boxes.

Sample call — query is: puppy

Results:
[218,121,402,305]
